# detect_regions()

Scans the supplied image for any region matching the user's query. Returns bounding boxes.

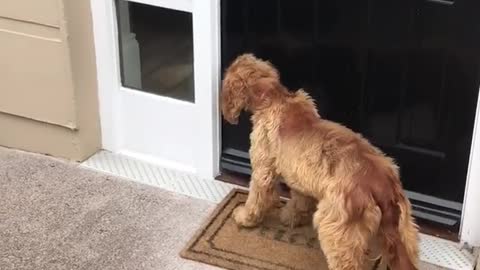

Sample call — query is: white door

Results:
[90,0,221,178]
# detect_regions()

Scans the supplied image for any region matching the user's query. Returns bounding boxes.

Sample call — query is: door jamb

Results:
[460,87,480,247]
[192,0,222,179]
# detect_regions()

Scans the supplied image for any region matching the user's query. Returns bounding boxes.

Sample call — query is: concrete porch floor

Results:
[0,147,218,270]
[0,147,465,269]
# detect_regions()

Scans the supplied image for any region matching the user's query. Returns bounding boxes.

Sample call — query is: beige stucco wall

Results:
[0,0,101,161]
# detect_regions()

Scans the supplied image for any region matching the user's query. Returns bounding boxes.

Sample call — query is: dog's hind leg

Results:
[233,166,279,227]
[313,201,380,270]
[280,189,316,228]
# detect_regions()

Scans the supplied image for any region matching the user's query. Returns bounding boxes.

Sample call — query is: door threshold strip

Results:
[81,150,477,270]
[81,150,241,203]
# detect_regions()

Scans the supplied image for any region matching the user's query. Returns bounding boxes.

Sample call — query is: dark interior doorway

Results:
[220,0,480,229]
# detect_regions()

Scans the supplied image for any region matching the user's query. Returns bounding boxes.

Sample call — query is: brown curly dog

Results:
[221,54,419,270]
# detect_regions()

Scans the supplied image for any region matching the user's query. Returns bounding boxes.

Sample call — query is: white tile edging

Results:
[82,150,476,270]
[81,150,240,203]
[420,234,475,270]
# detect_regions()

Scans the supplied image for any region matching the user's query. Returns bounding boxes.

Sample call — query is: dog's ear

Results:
[221,75,248,125]
[247,77,281,111]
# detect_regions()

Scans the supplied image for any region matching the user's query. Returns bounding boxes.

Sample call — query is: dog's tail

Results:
[375,169,419,270]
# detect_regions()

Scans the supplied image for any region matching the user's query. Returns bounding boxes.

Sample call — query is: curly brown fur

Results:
[222,54,420,270]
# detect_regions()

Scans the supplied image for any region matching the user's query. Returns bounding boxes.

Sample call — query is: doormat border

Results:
[180,188,382,270]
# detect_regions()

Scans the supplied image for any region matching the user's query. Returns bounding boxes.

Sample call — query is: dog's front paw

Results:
[233,205,259,228]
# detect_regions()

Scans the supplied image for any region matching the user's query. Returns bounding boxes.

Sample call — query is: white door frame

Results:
[90,0,480,246]
[191,0,222,179]
[89,0,221,179]
[460,89,480,247]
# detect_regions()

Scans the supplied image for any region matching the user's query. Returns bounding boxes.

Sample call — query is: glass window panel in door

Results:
[116,0,195,102]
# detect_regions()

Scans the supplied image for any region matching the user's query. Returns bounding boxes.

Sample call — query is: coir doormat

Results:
[181,189,385,270]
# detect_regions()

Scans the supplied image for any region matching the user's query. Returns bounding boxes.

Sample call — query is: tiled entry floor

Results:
[82,150,477,270]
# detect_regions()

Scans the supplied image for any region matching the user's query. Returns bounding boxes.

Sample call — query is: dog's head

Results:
[221,54,281,124]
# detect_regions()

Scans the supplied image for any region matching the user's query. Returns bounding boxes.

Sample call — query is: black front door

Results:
[220,0,480,226]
